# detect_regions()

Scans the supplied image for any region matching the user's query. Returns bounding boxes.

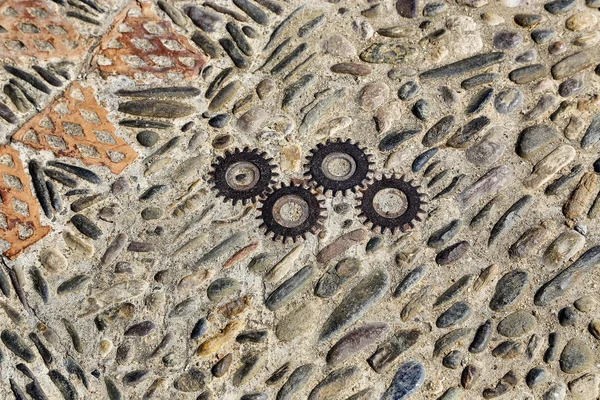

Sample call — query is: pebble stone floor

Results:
[1,0,600,398]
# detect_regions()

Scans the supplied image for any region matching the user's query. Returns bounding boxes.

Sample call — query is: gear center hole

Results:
[373,188,408,218]
[322,152,356,181]
[226,162,260,191]
[273,195,309,228]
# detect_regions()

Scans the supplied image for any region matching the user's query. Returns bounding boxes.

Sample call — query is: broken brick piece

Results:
[0,145,51,259]
[0,0,87,65]
[12,82,137,174]
[94,1,209,80]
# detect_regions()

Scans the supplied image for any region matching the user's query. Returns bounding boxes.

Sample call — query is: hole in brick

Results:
[118,23,133,33]
[108,151,126,163]
[3,7,18,17]
[94,131,116,144]
[0,154,15,168]
[179,57,196,67]
[18,22,40,34]
[107,39,123,49]
[81,109,100,124]
[5,40,26,51]
[3,174,23,191]
[123,55,146,68]
[46,135,68,150]
[97,55,113,66]
[47,24,68,35]
[131,38,155,51]
[143,22,164,35]
[27,7,49,18]
[34,40,55,51]
[76,144,101,158]
[22,129,40,143]
[39,117,54,129]
[149,55,173,68]
[161,39,184,51]
[0,213,8,229]
[12,198,29,217]
[70,88,85,101]
[18,223,33,240]
[62,122,84,136]
[54,102,71,115]
[127,7,143,17]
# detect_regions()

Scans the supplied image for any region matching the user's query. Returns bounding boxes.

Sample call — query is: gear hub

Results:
[304,139,373,195]
[358,175,427,234]
[258,182,325,242]
[209,147,278,205]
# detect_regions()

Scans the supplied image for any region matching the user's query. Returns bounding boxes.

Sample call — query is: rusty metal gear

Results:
[258,181,326,242]
[209,147,278,205]
[358,175,427,234]
[304,138,373,195]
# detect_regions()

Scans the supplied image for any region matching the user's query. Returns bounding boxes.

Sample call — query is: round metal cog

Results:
[258,181,326,242]
[304,138,373,195]
[209,147,278,205]
[358,175,427,234]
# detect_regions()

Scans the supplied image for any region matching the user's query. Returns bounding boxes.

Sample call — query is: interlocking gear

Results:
[258,182,325,242]
[358,175,426,234]
[209,147,278,205]
[304,138,373,195]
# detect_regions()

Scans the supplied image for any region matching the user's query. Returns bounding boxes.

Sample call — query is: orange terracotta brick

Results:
[0,0,87,65]
[0,145,50,259]
[94,1,209,80]
[12,82,137,174]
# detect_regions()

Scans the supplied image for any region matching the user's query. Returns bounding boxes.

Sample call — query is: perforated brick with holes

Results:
[0,145,50,259]
[0,0,87,65]
[12,82,137,174]
[93,0,209,80]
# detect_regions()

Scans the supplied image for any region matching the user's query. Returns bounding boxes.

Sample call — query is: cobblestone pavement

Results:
[1,0,600,399]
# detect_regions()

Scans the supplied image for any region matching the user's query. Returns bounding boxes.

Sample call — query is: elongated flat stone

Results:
[523,145,576,189]
[434,274,474,308]
[516,125,557,159]
[327,323,389,365]
[368,329,421,373]
[393,265,427,298]
[381,361,425,400]
[498,311,536,337]
[1,330,35,362]
[581,114,600,149]
[564,172,599,220]
[422,116,455,147]
[316,229,369,264]
[319,269,389,341]
[552,51,595,80]
[437,301,472,328]
[458,165,512,208]
[308,366,358,400]
[433,328,472,357]
[543,230,585,269]
[508,64,546,84]
[265,266,314,311]
[420,52,506,79]
[489,196,534,246]
[118,100,195,118]
[535,246,600,306]
[277,364,314,400]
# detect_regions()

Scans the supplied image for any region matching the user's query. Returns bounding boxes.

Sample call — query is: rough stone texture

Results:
[2,1,600,399]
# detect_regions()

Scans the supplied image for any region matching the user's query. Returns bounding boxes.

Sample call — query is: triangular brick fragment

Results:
[0,145,50,259]
[94,0,209,80]
[0,0,87,65]
[12,82,137,174]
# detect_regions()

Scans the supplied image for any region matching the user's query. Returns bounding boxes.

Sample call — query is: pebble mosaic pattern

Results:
[0,0,600,399]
